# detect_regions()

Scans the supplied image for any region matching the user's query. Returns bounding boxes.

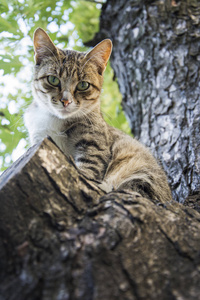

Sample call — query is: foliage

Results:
[0,0,131,171]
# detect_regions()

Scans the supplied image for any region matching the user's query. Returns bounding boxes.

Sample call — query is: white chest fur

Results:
[24,102,72,155]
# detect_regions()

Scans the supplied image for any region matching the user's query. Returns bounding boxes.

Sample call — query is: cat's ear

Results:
[85,39,112,74]
[33,28,58,65]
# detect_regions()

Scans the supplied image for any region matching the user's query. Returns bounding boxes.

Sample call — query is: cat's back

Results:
[104,125,172,202]
[108,125,152,159]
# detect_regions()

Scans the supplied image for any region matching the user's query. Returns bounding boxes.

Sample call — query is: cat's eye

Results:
[47,75,60,87]
[76,81,90,91]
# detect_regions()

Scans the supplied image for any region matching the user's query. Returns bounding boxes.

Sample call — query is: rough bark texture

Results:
[90,0,200,203]
[0,139,200,300]
[1,1,200,298]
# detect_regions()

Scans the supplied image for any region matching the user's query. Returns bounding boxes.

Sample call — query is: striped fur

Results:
[24,28,172,203]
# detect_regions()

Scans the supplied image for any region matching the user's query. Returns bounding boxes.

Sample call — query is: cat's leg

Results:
[103,169,172,203]
[101,150,172,202]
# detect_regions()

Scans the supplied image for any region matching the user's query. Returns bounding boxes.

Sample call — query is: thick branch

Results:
[0,139,200,299]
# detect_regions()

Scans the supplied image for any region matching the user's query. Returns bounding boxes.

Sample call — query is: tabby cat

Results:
[24,28,172,203]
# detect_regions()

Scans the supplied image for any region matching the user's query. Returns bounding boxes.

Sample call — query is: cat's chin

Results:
[53,108,77,120]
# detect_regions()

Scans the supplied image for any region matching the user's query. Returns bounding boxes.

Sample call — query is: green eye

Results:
[47,75,60,86]
[76,81,90,91]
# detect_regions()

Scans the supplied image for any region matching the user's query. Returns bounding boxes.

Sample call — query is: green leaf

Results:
[0,55,23,75]
[0,16,20,34]
[69,1,101,43]
[0,0,9,13]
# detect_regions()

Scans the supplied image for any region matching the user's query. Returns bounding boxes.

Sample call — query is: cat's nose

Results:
[61,99,72,107]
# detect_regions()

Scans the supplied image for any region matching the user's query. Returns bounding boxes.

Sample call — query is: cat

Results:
[24,28,172,203]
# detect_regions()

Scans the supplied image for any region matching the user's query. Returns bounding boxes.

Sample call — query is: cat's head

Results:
[33,28,112,120]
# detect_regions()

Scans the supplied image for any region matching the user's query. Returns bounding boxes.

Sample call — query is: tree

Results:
[1,0,200,299]
[90,0,200,203]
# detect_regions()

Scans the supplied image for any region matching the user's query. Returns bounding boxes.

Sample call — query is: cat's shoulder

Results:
[108,124,133,141]
[108,124,151,153]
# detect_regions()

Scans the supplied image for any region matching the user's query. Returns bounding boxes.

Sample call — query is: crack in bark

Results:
[119,255,141,300]
[41,166,83,215]
[158,225,195,262]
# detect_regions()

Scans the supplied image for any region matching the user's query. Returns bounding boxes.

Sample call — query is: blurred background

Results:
[0,0,131,172]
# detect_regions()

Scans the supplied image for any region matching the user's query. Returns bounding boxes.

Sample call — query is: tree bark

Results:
[90,0,200,203]
[1,1,200,298]
[0,139,200,300]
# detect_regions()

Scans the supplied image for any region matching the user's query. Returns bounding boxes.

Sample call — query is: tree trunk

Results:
[1,1,200,298]
[90,0,200,203]
[0,139,200,300]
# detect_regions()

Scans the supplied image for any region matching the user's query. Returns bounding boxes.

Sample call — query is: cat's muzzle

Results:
[61,99,72,107]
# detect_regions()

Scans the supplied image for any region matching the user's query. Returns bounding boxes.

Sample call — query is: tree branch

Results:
[0,139,200,299]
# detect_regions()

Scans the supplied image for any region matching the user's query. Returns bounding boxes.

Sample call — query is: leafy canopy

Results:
[0,0,131,171]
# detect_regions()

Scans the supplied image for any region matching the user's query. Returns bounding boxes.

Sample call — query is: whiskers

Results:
[101,109,119,128]
[78,108,96,132]
[51,98,59,105]
[53,103,97,134]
